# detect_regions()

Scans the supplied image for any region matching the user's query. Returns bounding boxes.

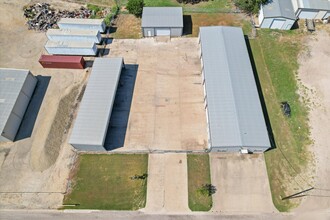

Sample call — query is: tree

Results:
[127,0,144,17]
[176,0,209,4]
[234,0,268,14]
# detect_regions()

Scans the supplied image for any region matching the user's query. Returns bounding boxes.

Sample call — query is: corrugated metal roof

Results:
[58,18,104,25]
[142,7,183,27]
[200,26,271,149]
[0,68,29,134]
[47,29,99,36]
[45,40,95,49]
[297,0,330,10]
[69,58,123,149]
[262,0,296,20]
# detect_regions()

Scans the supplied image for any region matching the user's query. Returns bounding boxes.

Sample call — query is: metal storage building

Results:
[57,18,106,33]
[69,58,124,151]
[259,0,296,30]
[199,26,271,153]
[45,41,97,56]
[291,0,330,19]
[141,7,183,37]
[46,29,101,44]
[0,68,37,142]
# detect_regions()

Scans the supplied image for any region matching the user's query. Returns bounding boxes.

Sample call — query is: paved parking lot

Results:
[107,38,207,151]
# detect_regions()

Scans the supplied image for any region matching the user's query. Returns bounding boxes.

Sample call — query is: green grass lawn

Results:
[63,154,148,210]
[187,154,212,211]
[249,29,312,211]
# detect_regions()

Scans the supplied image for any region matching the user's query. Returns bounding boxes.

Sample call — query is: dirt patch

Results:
[0,0,86,209]
[295,28,330,212]
[32,86,80,171]
[111,14,142,39]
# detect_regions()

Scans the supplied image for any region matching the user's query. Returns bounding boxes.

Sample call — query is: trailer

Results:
[57,18,106,33]
[45,41,97,56]
[46,29,101,44]
[39,55,85,69]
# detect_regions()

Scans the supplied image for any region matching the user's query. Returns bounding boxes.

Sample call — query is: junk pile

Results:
[23,3,95,31]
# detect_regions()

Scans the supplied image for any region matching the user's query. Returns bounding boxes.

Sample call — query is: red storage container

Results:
[39,55,85,69]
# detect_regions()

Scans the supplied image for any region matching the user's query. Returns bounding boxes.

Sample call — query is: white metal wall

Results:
[58,23,106,33]
[46,32,101,44]
[45,44,97,56]
[260,17,295,30]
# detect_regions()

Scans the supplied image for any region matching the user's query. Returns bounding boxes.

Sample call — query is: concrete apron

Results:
[144,153,190,213]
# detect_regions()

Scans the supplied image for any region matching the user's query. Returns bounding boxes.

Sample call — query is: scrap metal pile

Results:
[23,3,93,31]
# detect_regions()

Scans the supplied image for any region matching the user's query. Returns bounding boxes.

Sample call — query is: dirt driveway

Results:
[106,38,207,151]
[210,154,276,213]
[295,29,330,212]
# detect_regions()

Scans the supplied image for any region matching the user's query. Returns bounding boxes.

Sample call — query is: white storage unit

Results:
[141,7,183,37]
[293,0,330,20]
[46,29,101,44]
[0,69,37,142]
[69,58,124,151]
[57,18,106,33]
[259,0,296,30]
[45,41,97,56]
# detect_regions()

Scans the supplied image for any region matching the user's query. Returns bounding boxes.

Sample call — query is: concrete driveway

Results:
[210,153,276,213]
[145,153,189,213]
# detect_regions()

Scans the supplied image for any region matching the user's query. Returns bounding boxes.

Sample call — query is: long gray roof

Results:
[262,0,296,20]
[297,0,330,10]
[142,7,183,28]
[199,26,270,149]
[0,69,29,134]
[69,58,123,148]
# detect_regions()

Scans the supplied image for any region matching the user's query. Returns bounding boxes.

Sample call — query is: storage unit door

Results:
[155,28,170,36]
[298,11,318,19]
[270,19,285,29]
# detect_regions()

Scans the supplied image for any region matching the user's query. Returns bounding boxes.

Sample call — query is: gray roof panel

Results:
[0,69,29,134]
[142,7,183,27]
[200,26,271,149]
[262,0,296,20]
[69,58,123,148]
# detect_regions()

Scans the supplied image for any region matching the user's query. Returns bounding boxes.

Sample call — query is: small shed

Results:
[259,0,296,30]
[0,69,37,142]
[141,7,183,37]
[69,58,124,151]
[57,18,106,33]
[291,0,330,20]
[46,29,101,44]
[45,41,97,56]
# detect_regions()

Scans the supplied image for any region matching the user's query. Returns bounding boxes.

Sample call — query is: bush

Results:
[127,0,144,17]
[233,0,268,14]
[177,0,209,4]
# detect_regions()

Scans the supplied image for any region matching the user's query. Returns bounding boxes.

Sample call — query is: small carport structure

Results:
[141,7,183,37]
[291,0,330,20]
[259,0,296,30]
[199,26,271,153]
[69,58,124,151]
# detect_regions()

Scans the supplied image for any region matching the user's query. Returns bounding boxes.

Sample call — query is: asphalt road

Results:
[1,210,329,220]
